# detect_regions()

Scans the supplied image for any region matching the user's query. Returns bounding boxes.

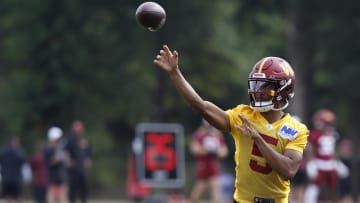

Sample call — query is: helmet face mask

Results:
[248,79,277,112]
[248,57,295,112]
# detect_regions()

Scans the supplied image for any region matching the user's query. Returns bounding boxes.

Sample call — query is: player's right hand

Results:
[154,45,179,73]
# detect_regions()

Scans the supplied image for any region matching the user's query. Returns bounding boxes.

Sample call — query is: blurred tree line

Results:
[0,0,359,197]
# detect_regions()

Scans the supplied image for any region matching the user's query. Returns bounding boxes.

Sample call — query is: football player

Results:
[154,45,309,203]
[304,109,349,203]
[189,119,228,203]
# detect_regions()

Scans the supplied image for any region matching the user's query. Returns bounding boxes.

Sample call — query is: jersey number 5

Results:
[249,134,278,174]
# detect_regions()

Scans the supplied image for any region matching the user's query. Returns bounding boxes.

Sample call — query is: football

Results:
[135,2,166,32]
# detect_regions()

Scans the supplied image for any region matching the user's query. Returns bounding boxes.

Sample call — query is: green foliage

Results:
[88,129,120,189]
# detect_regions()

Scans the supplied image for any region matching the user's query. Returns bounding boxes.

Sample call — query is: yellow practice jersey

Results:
[226,104,309,203]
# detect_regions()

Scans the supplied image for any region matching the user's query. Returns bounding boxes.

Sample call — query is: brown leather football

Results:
[135,2,166,32]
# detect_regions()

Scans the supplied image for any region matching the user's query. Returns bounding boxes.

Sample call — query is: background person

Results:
[30,141,48,203]
[304,109,349,203]
[338,138,354,203]
[189,119,228,203]
[44,126,69,203]
[0,136,28,203]
[65,120,92,203]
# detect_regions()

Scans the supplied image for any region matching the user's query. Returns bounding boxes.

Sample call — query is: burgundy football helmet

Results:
[312,109,336,129]
[248,56,295,112]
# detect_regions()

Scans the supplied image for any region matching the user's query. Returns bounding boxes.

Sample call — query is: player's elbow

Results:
[281,168,297,180]
[281,150,303,180]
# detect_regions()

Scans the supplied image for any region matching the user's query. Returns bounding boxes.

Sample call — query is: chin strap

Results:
[271,100,289,111]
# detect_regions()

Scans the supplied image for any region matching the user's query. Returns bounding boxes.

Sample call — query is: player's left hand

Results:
[234,114,261,140]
